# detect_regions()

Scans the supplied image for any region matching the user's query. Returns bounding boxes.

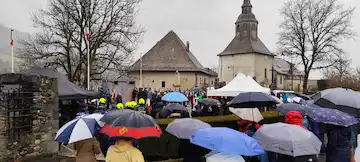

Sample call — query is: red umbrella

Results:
[99,124,162,139]
[99,109,162,139]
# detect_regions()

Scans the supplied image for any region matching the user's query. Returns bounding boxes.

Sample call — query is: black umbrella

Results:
[200,98,220,106]
[228,92,279,108]
[99,109,162,139]
[313,88,360,117]
[159,104,189,118]
[164,103,188,112]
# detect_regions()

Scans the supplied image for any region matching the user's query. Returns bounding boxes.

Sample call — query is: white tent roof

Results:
[207,73,270,96]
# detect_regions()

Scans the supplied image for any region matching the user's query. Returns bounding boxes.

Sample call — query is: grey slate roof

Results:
[274,57,304,76]
[129,30,217,76]
[218,36,275,56]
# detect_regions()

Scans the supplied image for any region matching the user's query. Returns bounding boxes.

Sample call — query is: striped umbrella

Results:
[55,113,104,144]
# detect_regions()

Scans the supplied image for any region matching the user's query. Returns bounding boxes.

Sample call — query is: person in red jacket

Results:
[285,111,307,130]
[237,120,261,137]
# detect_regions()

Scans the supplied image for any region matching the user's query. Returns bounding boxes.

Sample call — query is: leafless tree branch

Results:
[17,0,144,88]
[277,0,355,92]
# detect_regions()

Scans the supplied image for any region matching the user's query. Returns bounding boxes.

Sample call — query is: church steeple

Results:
[242,0,252,14]
[235,0,258,40]
[236,0,258,24]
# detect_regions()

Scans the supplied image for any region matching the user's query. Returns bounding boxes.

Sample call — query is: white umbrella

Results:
[253,122,321,157]
[83,113,105,126]
[271,95,283,105]
[166,118,211,139]
[206,152,245,162]
[229,107,264,122]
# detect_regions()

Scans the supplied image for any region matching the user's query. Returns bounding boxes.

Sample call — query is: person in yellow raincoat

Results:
[99,98,106,104]
[125,102,132,110]
[116,103,123,110]
[105,139,145,162]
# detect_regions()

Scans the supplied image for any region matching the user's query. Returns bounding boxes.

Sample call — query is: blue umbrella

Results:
[162,92,189,102]
[306,102,359,127]
[190,127,264,156]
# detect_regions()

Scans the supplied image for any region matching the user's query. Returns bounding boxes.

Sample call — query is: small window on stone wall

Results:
[265,68,267,79]
[161,81,165,88]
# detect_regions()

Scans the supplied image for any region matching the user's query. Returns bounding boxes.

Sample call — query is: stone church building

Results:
[218,0,275,87]
[128,31,217,91]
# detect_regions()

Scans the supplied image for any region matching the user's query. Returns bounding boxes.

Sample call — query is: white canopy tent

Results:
[207,73,270,96]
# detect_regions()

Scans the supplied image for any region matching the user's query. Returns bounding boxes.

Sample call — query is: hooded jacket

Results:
[285,111,307,129]
[105,141,145,162]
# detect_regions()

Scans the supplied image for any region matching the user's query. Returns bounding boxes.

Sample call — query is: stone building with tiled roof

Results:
[274,57,304,91]
[128,30,217,90]
[218,0,275,87]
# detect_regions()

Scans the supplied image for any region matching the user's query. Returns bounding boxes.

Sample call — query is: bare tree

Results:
[17,0,144,87]
[278,0,355,92]
[323,53,351,80]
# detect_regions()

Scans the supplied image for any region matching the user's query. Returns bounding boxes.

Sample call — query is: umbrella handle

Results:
[62,143,76,153]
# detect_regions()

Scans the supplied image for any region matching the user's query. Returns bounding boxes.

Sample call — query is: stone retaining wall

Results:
[0,74,59,161]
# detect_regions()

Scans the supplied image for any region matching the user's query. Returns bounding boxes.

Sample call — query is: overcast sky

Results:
[0,0,359,79]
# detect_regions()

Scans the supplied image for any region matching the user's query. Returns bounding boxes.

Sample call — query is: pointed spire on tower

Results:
[236,0,257,24]
[242,0,252,14]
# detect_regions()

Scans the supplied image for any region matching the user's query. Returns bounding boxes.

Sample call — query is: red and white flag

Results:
[85,32,90,41]
[10,29,14,46]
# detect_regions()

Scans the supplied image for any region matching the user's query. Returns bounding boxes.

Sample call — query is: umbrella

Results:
[228,92,279,108]
[84,113,105,126]
[271,95,283,105]
[313,88,360,117]
[229,107,264,122]
[200,98,220,106]
[55,114,104,144]
[161,92,189,102]
[166,118,212,139]
[164,103,188,112]
[158,103,190,118]
[190,127,264,156]
[206,152,245,162]
[276,103,310,116]
[99,109,162,139]
[253,123,321,157]
[306,102,359,127]
[311,87,343,101]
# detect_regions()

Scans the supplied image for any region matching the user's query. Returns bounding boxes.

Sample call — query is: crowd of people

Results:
[56,87,359,162]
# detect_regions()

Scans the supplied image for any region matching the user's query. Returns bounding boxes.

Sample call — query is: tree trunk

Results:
[302,71,310,93]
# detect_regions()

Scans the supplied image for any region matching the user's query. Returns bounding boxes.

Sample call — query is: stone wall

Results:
[0,73,59,161]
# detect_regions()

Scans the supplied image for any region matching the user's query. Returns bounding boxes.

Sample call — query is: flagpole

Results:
[86,3,91,90]
[87,30,90,90]
[10,29,14,73]
[140,53,143,88]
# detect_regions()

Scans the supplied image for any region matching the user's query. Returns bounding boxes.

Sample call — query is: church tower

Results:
[235,0,258,40]
[218,0,275,86]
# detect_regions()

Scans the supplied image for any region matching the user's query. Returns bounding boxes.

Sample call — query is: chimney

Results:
[186,41,190,52]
